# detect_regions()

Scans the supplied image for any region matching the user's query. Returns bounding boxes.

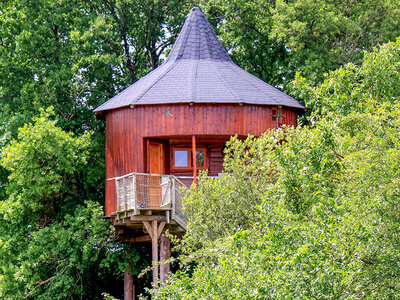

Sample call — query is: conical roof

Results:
[94,7,305,113]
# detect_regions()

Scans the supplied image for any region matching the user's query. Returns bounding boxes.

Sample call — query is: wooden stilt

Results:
[143,220,166,285]
[152,219,159,285]
[192,135,197,184]
[160,233,171,283]
[124,267,134,300]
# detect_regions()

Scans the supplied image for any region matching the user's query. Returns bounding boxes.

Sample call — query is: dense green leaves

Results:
[1,108,90,221]
[291,38,400,119]
[0,202,125,299]
[271,0,400,82]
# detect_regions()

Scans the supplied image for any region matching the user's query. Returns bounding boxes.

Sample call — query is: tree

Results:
[271,0,400,82]
[0,109,128,299]
[200,0,400,86]
[147,39,400,299]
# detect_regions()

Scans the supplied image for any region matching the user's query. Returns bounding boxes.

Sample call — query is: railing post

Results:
[171,176,176,221]
[132,174,137,214]
[116,179,120,212]
[170,176,173,208]
[123,177,128,211]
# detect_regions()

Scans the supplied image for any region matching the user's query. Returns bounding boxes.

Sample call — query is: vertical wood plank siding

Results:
[105,104,298,215]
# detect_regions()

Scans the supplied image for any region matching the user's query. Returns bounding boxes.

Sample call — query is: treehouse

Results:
[94,6,304,296]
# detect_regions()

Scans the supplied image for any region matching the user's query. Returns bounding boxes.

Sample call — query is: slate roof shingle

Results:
[94,7,305,113]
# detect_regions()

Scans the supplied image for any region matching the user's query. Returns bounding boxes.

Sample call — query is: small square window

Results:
[174,150,189,167]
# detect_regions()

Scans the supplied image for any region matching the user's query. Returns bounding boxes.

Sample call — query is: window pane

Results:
[196,150,204,167]
[174,150,188,167]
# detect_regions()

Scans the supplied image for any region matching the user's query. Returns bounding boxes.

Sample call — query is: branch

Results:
[122,34,137,83]
[156,38,174,56]
[25,264,69,298]
[333,149,344,160]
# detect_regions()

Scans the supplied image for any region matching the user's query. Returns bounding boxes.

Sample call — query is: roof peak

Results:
[93,7,305,113]
[165,7,232,62]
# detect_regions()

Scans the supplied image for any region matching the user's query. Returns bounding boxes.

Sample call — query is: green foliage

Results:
[270,0,400,83]
[1,108,90,222]
[0,202,124,299]
[148,39,400,299]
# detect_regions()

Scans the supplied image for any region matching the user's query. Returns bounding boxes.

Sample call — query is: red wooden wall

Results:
[104,103,298,215]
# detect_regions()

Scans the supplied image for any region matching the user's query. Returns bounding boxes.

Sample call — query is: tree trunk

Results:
[152,219,159,284]
[160,233,171,283]
[124,267,134,300]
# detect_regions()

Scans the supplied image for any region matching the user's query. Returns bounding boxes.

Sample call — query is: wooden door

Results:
[148,142,164,208]
[149,142,165,174]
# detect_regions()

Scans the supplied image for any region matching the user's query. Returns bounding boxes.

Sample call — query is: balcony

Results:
[110,173,189,231]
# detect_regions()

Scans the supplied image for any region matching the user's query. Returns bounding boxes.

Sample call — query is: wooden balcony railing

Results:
[112,173,188,229]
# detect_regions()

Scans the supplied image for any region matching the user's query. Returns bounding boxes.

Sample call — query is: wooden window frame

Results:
[171,147,207,170]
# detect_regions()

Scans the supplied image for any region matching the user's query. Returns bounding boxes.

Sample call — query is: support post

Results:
[124,267,134,300]
[192,135,197,185]
[152,219,159,285]
[160,233,171,283]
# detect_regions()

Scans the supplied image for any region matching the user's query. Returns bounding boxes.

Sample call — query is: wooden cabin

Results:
[94,6,305,298]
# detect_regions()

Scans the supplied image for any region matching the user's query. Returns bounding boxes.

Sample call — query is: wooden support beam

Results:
[143,221,154,240]
[152,219,159,285]
[142,219,168,285]
[143,221,166,236]
[131,215,166,222]
[160,233,171,283]
[157,222,166,239]
[133,235,152,243]
[114,228,125,235]
[192,135,197,185]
